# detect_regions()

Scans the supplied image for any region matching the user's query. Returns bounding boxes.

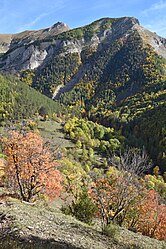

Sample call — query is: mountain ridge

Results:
[0,17,166,172]
[0,21,70,54]
[1,16,166,74]
[0,16,166,248]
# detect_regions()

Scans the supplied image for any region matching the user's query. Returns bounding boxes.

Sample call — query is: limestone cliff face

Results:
[0,17,166,100]
[0,34,12,53]
[135,24,166,58]
[2,45,47,71]
[0,17,166,73]
[0,22,70,70]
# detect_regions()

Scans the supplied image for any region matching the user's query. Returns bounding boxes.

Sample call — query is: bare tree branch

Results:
[110,147,152,175]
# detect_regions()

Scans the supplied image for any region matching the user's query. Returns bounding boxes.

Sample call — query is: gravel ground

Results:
[0,197,166,249]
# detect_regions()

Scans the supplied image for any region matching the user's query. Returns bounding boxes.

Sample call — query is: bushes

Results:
[62,188,97,225]
[71,189,98,224]
[63,117,123,156]
[102,223,119,238]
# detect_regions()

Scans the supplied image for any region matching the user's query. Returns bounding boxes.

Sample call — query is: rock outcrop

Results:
[0,17,166,99]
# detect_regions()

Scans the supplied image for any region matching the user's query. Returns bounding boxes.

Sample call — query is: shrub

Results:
[102,223,119,238]
[62,188,98,225]
[61,204,72,216]
[73,189,98,224]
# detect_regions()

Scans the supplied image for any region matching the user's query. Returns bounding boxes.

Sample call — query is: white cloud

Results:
[18,13,49,32]
[142,0,166,15]
[145,19,166,37]
[140,1,166,37]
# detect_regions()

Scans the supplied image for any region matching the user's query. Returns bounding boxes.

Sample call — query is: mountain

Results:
[0,21,70,70]
[0,17,166,247]
[0,17,165,96]
[0,16,166,170]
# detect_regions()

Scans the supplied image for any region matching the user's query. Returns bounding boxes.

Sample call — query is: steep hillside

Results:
[0,17,165,97]
[0,74,62,124]
[0,197,166,249]
[0,16,166,170]
[0,17,166,249]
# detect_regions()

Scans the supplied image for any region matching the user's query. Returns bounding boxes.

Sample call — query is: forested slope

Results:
[0,74,62,125]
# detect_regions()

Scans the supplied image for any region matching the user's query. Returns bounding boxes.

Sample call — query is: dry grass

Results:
[0,194,165,249]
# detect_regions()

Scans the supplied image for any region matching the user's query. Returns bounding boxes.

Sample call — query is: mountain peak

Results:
[51,22,70,31]
[0,16,166,73]
[125,16,140,25]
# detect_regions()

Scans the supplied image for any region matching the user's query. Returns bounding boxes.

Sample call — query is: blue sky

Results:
[0,0,166,37]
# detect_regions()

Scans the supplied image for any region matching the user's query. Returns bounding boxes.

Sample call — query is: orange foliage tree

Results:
[90,172,145,230]
[91,175,166,240]
[136,190,166,240]
[2,131,62,202]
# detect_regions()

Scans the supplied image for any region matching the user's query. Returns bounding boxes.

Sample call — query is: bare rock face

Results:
[0,22,70,71]
[0,17,166,74]
[0,34,12,53]
[49,22,70,34]
[134,24,166,58]
[3,45,48,71]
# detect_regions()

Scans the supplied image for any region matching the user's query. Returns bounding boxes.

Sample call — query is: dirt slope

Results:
[0,196,165,249]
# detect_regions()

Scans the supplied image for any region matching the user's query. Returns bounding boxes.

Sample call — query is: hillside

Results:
[0,17,165,95]
[0,15,166,249]
[0,196,166,249]
[0,74,62,125]
[0,17,166,170]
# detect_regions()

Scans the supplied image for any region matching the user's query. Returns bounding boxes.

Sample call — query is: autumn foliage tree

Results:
[136,190,166,240]
[90,172,145,230]
[90,149,152,231]
[1,131,62,202]
[90,168,166,240]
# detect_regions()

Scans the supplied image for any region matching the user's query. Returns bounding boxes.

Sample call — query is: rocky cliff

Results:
[0,17,166,99]
[0,22,70,70]
[1,17,166,70]
[0,34,12,53]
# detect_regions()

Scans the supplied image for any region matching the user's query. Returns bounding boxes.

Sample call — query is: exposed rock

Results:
[1,17,165,73]
[0,21,70,55]
[0,17,166,100]
[134,24,166,58]
[0,34,13,53]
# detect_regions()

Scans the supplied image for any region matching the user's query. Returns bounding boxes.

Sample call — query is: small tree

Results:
[90,173,145,230]
[153,166,160,177]
[70,188,98,224]
[2,131,62,202]
[90,148,152,230]
[39,106,48,120]
[60,158,88,206]
[110,147,152,175]
[136,190,166,240]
